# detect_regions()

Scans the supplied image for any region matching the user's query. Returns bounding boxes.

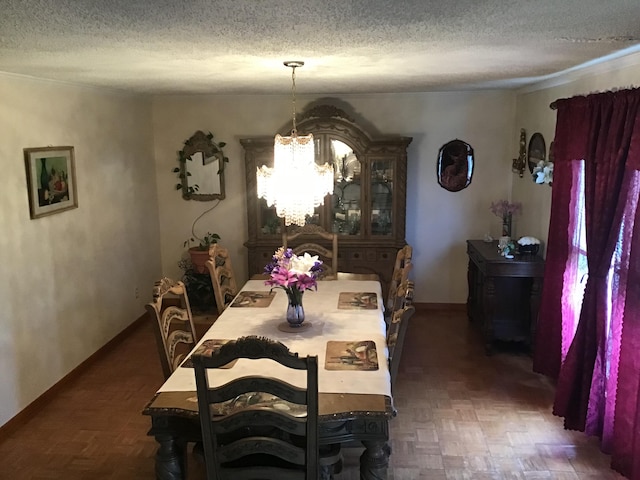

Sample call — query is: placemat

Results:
[325,340,379,371]
[181,339,237,369]
[337,292,378,309]
[230,291,275,307]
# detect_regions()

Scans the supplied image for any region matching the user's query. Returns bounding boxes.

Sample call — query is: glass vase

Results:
[501,213,512,238]
[286,293,305,327]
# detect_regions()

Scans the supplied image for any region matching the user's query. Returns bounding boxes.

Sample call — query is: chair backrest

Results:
[192,336,319,480]
[384,262,413,328]
[145,277,198,379]
[387,293,415,386]
[386,244,413,312]
[282,224,338,279]
[205,244,238,315]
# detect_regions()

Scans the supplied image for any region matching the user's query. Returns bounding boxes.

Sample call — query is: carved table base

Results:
[360,440,391,480]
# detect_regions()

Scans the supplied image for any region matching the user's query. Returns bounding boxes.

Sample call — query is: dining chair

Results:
[205,244,239,315]
[192,335,341,480]
[145,277,198,380]
[283,224,338,279]
[385,244,413,314]
[384,262,413,328]
[387,301,416,387]
[335,272,381,281]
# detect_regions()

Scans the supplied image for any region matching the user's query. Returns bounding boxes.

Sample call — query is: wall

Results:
[512,51,640,252]
[152,91,517,304]
[0,74,161,428]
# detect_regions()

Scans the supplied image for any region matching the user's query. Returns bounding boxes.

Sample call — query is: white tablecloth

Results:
[158,279,391,397]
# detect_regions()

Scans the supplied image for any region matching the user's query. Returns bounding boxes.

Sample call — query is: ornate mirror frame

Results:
[175,130,227,201]
[437,139,474,192]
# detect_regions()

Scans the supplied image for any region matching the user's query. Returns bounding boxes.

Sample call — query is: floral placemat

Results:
[325,340,379,371]
[181,339,237,369]
[230,291,275,308]
[337,292,378,309]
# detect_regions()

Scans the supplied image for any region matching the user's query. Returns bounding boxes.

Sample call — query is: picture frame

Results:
[24,146,78,219]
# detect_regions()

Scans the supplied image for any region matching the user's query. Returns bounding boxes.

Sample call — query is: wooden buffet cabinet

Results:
[241,104,412,294]
[466,240,545,354]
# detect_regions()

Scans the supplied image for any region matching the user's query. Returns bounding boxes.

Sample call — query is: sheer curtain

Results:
[533,88,640,479]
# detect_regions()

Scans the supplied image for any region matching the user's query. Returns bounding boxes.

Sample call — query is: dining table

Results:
[143,278,395,480]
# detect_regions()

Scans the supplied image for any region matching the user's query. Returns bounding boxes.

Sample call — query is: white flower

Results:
[533,161,553,185]
[289,252,320,276]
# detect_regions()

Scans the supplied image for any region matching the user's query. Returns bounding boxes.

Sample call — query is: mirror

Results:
[175,130,227,201]
[330,139,362,235]
[527,132,546,173]
[437,139,474,192]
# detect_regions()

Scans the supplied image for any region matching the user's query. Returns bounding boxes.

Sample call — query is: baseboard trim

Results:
[0,312,148,441]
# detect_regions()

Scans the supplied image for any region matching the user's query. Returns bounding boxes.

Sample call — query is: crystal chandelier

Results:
[256,61,334,226]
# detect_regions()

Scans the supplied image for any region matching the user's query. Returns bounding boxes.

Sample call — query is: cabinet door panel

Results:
[370,158,394,236]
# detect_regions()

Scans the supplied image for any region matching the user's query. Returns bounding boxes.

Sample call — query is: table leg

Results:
[154,434,185,480]
[360,440,390,480]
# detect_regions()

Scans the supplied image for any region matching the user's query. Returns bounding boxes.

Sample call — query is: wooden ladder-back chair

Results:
[384,262,413,328]
[385,244,413,313]
[387,281,415,386]
[283,224,338,280]
[206,244,238,315]
[192,336,341,480]
[146,277,198,379]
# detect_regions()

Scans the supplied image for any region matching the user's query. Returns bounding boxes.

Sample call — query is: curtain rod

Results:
[549,101,557,110]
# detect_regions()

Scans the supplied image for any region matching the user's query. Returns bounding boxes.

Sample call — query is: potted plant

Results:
[184,231,221,274]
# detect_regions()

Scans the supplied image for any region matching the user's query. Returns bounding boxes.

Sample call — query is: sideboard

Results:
[466,239,545,354]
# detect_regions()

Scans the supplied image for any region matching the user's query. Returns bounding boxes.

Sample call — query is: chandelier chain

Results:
[291,65,298,136]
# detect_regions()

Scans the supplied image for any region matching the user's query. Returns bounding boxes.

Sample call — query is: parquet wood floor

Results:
[0,308,623,479]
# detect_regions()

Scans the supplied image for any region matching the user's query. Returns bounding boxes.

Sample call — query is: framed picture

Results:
[24,146,78,219]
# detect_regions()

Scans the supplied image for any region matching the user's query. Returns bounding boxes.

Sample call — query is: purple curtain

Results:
[611,172,640,476]
[532,158,573,378]
[535,88,640,480]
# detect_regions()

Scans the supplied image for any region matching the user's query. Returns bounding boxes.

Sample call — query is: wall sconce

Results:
[511,128,527,177]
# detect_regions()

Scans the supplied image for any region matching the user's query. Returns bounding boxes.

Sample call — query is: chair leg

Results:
[319,444,342,479]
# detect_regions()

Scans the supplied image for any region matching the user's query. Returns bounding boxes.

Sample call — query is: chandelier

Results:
[256,61,334,226]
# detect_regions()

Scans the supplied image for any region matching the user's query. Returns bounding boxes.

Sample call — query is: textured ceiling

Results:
[1,0,639,95]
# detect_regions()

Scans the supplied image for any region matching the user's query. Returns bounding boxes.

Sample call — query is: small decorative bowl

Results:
[518,244,540,255]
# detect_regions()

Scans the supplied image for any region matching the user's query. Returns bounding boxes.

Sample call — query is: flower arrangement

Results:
[490,200,522,237]
[264,247,323,306]
[532,160,553,186]
[490,200,522,219]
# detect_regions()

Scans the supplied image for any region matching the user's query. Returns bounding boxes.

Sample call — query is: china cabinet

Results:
[241,104,412,291]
